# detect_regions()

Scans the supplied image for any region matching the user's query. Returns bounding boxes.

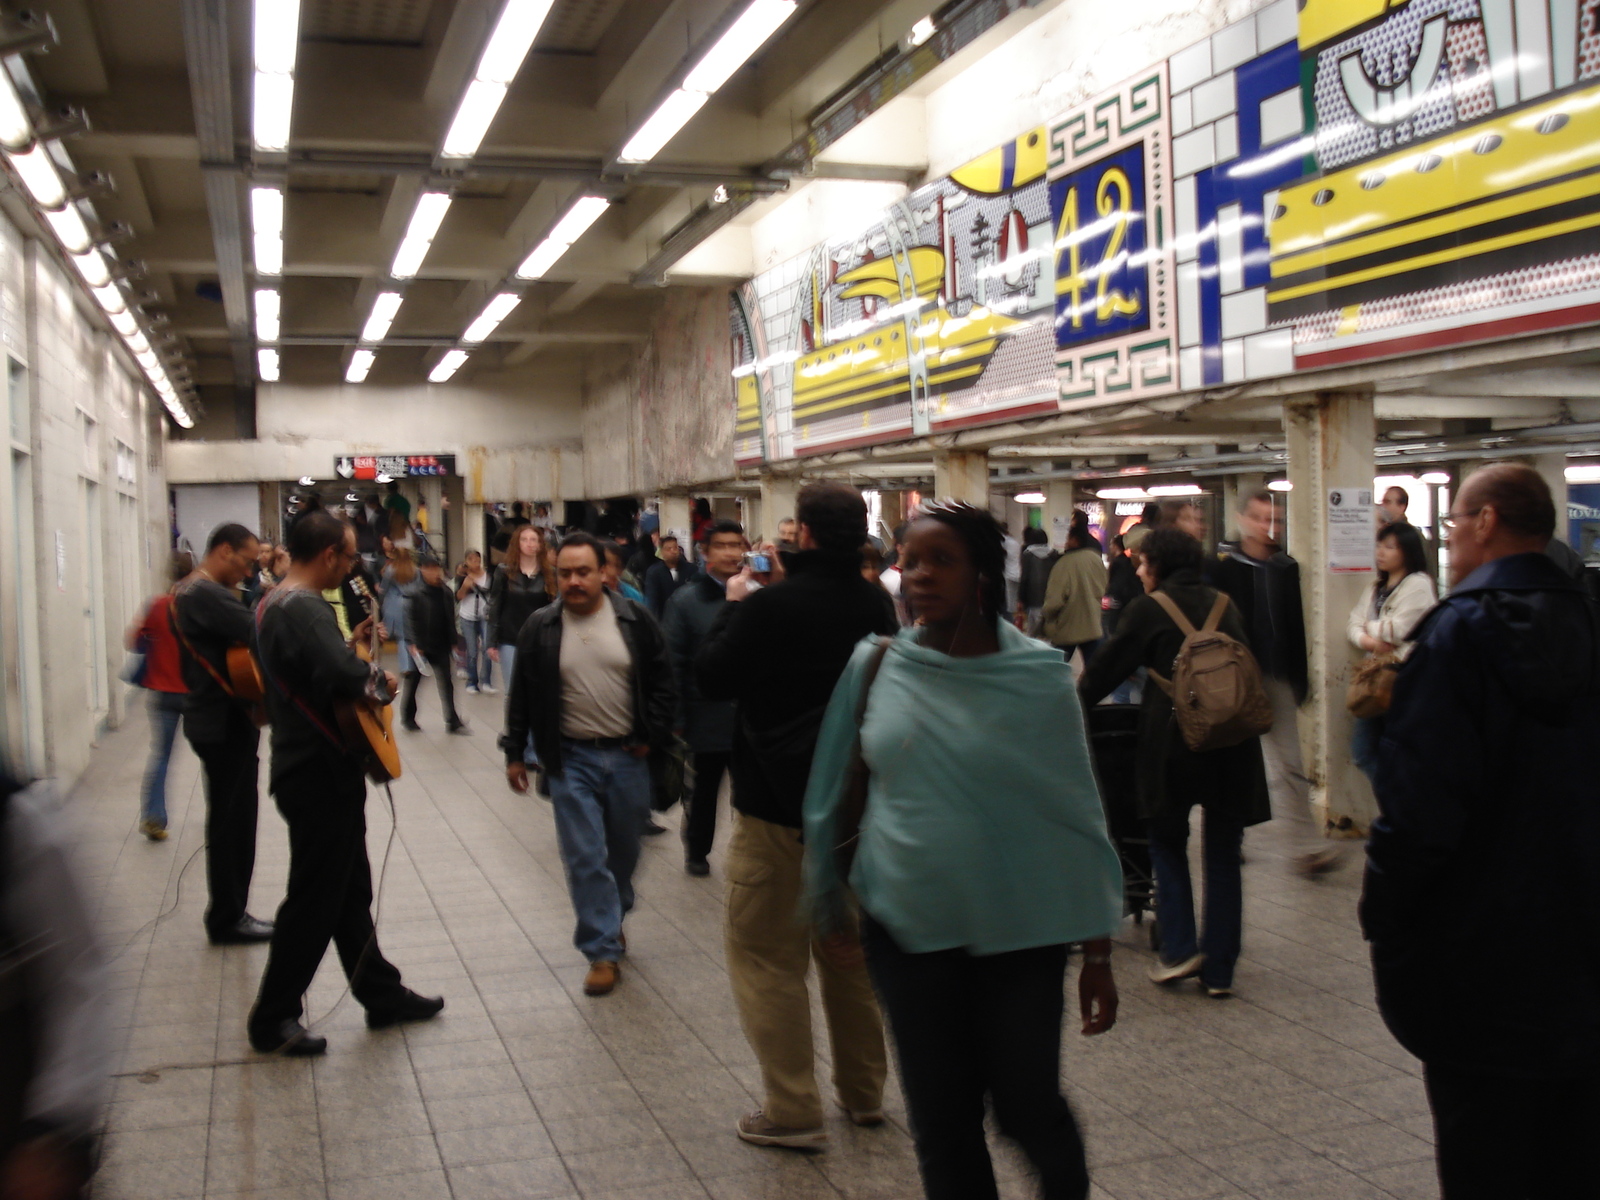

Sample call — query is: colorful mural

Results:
[731,0,1600,461]
[733,130,1057,462]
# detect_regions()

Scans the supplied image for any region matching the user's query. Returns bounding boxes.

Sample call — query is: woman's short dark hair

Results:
[917,500,1007,627]
[796,482,868,554]
[1377,520,1431,584]
[287,511,349,563]
[1139,528,1204,583]
[1022,526,1048,547]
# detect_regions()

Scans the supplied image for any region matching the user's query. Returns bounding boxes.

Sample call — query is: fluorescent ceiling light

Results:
[463,292,521,343]
[682,0,797,94]
[109,310,138,336]
[0,73,32,150]
[404,192,453,243]
[390,238,430,280]
[251,186,283,236]
[908,16,936,46]
[1267,480,1293,492]
[71,248,111,288]
[92,284,127,314]
[258,347,280,382]
[617,88,709,163]
[477,0,557,83]
[1013,491,1047,505]
[254,232,282,275]
[1096,487,1149,500]
[253,0,302,74]
[1147,484,1203,497]
[1566,465,1600,483]
[135,349,160,371]
[125,329,150,355]
[430,349,469,383]
[6,144,66,208]
[345,348,375,383]
[514,195,609,278]
[254,287,280,342]
[253,71,295,151]
[361,291,404,343]
[45,205,92,253]
[441,78,508,158]
[1419,471,1451,485]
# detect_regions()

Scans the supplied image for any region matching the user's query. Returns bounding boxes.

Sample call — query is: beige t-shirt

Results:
[559,602,634,739]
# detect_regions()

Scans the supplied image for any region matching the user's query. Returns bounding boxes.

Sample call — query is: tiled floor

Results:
[73,686,1441,1199]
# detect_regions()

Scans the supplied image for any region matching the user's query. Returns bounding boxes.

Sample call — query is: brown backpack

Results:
[1147,591,1274,752]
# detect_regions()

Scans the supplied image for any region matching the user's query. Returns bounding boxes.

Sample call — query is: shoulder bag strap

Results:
[1148,590,1198,637]
[834,636,894,876]
[169,587,237,698]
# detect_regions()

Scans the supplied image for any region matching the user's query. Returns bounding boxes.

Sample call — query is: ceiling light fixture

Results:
[251,185,283,275]
[441,0,558,158]
[109,310,138,336]
[0,72,31,150]
[361,291,404,343]
[1013,491,1047,505]
[1267,479,1293,492]
[908,16,936,47]
[617,0,798,164]
[6,143,65,208]
[45,204,92,254]
[254,287,280,342]
[70,248,111,288]
[1419,471,1451,485]
[91,283,127,314]
[390,191,452,279]
[252,0,302,151]
[462,292,521,343]
[345,348,375,384]
[430,349,469,383]
[514,195,610,278]
[258,347,280,382]
[1147,484,1203,497]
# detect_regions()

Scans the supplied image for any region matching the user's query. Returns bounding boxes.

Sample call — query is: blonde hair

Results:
[390,548,417,585]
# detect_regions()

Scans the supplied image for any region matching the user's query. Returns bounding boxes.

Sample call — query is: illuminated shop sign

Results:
[335,455,456,480]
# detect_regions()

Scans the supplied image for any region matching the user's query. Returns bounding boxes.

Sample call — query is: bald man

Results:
[1361,464,1600,1198]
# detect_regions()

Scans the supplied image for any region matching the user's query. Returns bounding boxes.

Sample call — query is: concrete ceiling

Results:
[24,0,928,396]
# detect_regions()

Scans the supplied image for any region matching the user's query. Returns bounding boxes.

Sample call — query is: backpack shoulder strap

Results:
[1149,590,1198,637]
[1200,593,1230,634]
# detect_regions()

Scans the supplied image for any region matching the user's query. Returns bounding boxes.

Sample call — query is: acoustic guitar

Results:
[335,575,403,783]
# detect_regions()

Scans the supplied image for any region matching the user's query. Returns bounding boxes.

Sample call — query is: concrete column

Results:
[657,495,692,549]
[759,476,799,543]
[1043,480,1076,549]
[1528,453,1569,543]
[1285,389,1377,835]
[933,450,990,505]
[741,494,762,542]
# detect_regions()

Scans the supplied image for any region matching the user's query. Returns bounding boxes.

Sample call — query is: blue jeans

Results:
[1148,808,1245,990]
[142,691,184,826]
[547,740,652,962]
[1352,714,1384,786]
[498,643,537,765]
[462,618,491,688]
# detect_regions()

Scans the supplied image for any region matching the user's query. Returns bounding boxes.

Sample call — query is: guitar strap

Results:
[253,589,353,756]
[169,584,238,698]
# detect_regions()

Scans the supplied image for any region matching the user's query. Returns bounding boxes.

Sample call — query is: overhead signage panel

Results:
[336,455,457,480]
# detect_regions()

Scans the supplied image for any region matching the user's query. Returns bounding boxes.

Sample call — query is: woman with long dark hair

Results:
[487,524,554,679]
[805,500,1122,1200]
[1346,520,1436,784]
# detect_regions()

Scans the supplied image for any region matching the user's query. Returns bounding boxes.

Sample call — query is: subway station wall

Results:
[734,0,1600,462]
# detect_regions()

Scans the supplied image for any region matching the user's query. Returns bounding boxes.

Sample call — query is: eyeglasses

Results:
[1440,508,1482,532]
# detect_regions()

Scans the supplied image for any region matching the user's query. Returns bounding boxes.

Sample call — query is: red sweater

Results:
[137,594,187,694]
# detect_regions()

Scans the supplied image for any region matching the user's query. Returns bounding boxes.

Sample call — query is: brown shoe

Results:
[583,960,619,996]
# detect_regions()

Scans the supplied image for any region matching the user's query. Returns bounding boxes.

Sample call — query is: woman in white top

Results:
[1346,521,1437,784]
[456,548,494,694]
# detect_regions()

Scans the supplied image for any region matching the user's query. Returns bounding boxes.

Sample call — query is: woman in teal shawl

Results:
[804,501,1122,1200]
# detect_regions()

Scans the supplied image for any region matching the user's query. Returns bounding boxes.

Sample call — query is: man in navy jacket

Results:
[1362,463,1600,1198]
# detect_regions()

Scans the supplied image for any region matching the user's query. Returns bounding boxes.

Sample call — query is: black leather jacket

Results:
[500,593,677,776]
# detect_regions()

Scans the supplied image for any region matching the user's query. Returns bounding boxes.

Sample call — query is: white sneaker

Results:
[1148,953,1204,985]
[736,1109,827,1149]
[465,685,479,695]
[479,684,497,694]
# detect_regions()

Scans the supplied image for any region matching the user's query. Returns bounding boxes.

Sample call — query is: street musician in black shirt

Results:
[248,511,443,1056]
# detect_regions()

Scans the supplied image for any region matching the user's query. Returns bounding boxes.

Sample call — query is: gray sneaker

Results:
[1148,953,1204,985]
[736,1109,827,1149]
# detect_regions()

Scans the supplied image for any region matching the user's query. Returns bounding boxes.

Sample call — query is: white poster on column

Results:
[1327,489,1374,573]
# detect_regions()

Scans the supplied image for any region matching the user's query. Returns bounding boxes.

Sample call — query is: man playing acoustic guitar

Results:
[248,511,443,1055]
[172,522,275,946]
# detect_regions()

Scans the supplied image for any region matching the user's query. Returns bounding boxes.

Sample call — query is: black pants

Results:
[683,750,729,861]
[249,758,406,1032]
[1424,1060,1600,1199]
[401,650,459,727]
[188,712,260,937]
[861,913,1088,1200]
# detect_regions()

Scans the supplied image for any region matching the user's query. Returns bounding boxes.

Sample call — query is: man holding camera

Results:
[696,483,895,1149]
